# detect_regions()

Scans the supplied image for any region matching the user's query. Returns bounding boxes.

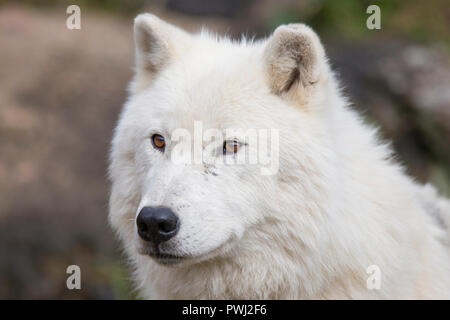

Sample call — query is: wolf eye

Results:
[151,134,165,151]
[223,140,240,155]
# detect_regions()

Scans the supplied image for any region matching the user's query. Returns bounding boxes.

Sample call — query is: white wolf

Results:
[108,14,450,299]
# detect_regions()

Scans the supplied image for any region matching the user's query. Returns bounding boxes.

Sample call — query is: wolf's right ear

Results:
[131,14,192,93]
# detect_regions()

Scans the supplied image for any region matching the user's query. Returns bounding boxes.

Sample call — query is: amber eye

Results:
[223,140,240,155]
[151,134,165,150]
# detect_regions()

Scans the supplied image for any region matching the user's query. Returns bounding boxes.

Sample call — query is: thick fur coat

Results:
[108,14,450,299]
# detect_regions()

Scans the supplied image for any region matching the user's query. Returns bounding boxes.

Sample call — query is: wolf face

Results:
[109,14,450,299]
[109,14,332,267]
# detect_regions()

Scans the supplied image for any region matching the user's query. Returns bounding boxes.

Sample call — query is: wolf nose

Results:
[136,207,179,243]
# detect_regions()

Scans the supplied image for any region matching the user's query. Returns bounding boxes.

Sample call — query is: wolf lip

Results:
[149,252,184,259]
[148,252,186,266]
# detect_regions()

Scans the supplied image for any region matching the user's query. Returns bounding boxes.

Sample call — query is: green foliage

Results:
[94,257,141,300]
[265,0,449,44]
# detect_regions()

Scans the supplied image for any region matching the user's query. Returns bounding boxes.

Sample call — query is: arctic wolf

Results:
[108,14,450,299]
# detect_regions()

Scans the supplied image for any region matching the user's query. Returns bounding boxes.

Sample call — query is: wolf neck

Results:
[137,226,375,299]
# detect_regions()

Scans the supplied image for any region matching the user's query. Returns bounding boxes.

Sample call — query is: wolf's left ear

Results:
[264,24,329,105]
[131,14,192,93]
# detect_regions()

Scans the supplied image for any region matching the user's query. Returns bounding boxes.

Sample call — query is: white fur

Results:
[108,14,450,299]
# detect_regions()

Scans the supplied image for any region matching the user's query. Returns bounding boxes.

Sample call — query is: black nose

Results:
[136,207,179,243]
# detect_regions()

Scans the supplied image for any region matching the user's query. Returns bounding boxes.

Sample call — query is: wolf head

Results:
[109,14,337,268]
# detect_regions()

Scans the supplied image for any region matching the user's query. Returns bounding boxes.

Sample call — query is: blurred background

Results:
[0,0,449,299]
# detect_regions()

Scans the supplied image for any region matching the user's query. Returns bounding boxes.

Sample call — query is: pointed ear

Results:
[131,14,192,93]
[263,24,329,105]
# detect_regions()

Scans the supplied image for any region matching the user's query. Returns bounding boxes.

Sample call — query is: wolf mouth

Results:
[137,232,239,267]
[148,252,187,266]
[149,252,185,260]
[138,245,188,264]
